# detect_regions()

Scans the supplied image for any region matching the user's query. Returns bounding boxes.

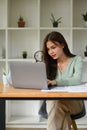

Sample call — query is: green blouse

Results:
[56,55,83,86]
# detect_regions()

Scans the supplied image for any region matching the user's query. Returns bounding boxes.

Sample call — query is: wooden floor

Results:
[6,129,46,130]
[6,128,87,130]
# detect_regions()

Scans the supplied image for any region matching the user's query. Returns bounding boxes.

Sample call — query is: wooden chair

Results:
[71,101,86,130]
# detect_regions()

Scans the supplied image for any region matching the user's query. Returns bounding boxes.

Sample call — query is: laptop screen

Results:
[9,61,48,90]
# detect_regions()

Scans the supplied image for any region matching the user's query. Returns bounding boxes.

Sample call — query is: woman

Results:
[42,31,83,130]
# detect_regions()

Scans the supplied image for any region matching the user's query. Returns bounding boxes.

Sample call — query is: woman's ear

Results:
[61,43,65,48]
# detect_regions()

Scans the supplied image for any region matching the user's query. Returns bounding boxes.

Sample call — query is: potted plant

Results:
[22,51,27,58]
[84,46,87,57]
[50,13,62,27]
[18,16,25,27]
[82,12,87,27]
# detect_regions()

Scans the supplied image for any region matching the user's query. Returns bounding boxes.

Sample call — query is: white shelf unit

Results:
[0,0,87,129]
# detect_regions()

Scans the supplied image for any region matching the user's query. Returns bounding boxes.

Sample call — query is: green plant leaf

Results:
[51,13,56,22]
[82,12,87,21]
[56,17,62,22]
[50,13,62,24]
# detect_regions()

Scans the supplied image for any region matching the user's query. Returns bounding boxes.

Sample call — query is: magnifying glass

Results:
[34,50,44,62]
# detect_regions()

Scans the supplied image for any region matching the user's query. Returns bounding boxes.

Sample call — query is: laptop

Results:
[9,61,48,90]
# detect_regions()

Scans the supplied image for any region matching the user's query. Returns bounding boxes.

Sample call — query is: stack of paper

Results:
[42,83,87,92]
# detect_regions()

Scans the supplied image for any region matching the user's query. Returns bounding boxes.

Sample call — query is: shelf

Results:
[8,0,39,28]
[6,115,87,128]
[73,27,87,30]
[6,57,87,66]
[73,30,87,58]
[0,0,87,129]
[40,0,71,28]
[73,0,87,27]
[0,59,6,62]
[76,115,87,128]
[7,27,39,30]
[6,116,47,128]
[7,30,39,59]
[0,30,6,59]
[8,58,35,62]
[0,28,6,30]
[40,27,71,30]
[0,0,7,28]
[83,58,87,62]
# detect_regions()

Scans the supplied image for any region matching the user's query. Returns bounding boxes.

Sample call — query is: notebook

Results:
[9,61,48,89]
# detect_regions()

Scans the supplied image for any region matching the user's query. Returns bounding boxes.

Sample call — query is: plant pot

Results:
[84,51,87,57]
[18,21,25,27]
[53,22,58,27]
[22,54,27,58]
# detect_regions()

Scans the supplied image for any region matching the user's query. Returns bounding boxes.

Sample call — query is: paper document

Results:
[41,83,87,92]
[42,87,69,92]
[67,84,87,92]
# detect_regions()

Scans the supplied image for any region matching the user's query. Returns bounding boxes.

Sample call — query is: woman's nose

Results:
[49,49,53,55]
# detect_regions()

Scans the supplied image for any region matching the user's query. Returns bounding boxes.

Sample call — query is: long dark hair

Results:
[42,31,75,80]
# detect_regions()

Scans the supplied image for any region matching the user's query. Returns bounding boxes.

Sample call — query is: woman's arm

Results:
[57,56,83,86]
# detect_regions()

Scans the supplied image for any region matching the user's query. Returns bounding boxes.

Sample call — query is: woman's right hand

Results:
[47,79,57,86]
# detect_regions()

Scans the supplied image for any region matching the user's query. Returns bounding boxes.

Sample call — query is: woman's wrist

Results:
[47,79,58,86]
[55,80,58,85]
[52,80,57,86]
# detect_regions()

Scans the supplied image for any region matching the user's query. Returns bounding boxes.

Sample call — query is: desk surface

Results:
[0,83,87,99]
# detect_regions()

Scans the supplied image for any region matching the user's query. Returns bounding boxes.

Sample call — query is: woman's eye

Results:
[47,45,57,51]
[51,46,56,49]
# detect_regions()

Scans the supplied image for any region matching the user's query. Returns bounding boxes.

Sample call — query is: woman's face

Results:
[46,41,64,60]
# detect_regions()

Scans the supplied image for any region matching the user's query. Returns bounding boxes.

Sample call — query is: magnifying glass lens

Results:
[34,51,43,62]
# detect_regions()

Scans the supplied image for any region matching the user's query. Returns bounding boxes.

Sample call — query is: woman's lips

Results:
[51,54,56,58]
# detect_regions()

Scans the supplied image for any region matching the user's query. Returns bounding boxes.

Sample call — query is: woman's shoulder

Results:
[74,55,82,60]
[72,55,83,64]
